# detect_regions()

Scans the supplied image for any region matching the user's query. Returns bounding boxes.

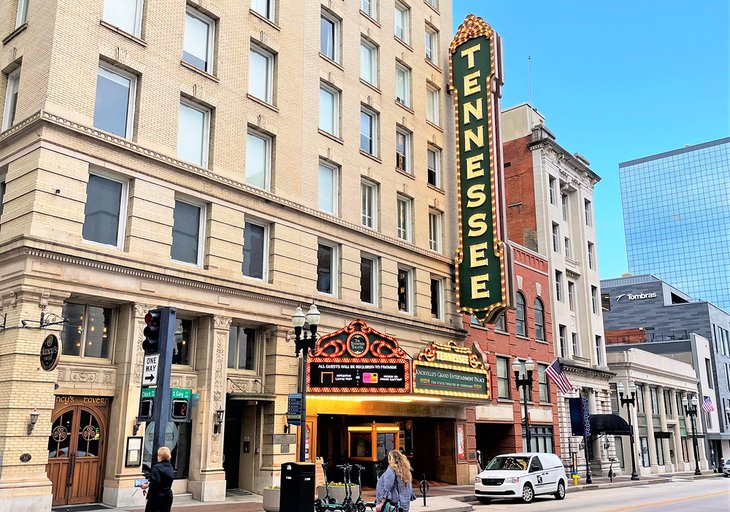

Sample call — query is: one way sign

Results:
[143,354,159,386]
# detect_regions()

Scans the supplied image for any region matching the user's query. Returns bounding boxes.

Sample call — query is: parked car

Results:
[722,459,730,477]
[474,452,567,504]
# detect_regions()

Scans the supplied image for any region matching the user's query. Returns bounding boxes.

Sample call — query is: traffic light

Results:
[171,398,190,422]
[142,309,161,354]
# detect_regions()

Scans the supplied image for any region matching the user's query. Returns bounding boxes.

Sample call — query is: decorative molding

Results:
[212,316,232,330]
[57,365,116,387]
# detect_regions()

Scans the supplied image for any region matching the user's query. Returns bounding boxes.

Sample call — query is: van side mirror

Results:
[476,450,484,471]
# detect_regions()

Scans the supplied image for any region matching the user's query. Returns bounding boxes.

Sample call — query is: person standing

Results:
[375,450,414,512]
[141,446,175,512]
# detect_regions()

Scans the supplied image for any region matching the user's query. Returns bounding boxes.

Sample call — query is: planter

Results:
[263,488,280,512]
[317,484,360,503]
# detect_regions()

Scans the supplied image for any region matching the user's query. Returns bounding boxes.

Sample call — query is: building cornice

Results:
[528,133,601,184]
[558,357,615,379]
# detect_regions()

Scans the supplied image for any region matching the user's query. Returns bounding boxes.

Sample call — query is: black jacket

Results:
[147,460,174,500]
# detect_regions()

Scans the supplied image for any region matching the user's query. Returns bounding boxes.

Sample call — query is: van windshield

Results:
[485,456,530,471]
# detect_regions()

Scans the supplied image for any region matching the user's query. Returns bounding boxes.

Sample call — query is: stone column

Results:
[188,315,230,501]
[0,289,69,512]
[657,386,671,471]
[681,392,696,470]
[102,303,154,507]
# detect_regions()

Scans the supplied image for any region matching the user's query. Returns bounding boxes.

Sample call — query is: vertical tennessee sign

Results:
[450,15,510,322]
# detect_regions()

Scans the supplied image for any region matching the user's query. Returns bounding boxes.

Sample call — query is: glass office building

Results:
[619,137,730,310]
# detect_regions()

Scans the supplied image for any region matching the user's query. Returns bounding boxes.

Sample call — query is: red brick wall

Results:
[503,135,537,250]
[605,328,647,345]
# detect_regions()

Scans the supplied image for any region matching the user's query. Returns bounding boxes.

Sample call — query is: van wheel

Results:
[521,483,535,503]
[554,480,566,500]
[477,497,491,504]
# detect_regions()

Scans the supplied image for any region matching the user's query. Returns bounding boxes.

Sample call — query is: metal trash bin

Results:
[280,462,315,512]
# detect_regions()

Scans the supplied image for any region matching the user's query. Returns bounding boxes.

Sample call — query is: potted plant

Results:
[263,486,280,512]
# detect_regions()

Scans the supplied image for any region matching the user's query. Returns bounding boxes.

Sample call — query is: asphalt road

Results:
[472,477,730,511]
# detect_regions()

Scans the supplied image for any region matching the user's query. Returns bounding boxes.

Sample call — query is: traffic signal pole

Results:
[151,307,176,467]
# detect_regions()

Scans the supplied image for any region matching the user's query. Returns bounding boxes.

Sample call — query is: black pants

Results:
[145,495,173,512]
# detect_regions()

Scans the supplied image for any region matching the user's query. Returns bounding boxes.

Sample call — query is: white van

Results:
[474,452,567,504]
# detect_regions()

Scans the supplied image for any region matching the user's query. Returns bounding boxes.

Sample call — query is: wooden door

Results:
[47,405,107,506]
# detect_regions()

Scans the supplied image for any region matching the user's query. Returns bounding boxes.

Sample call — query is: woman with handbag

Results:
[375,450,415,512]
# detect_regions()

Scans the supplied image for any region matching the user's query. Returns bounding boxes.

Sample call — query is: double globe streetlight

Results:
[291,304,321,463]
[512,357,535,451]
[681,395,702,476]
[616,381,640,480]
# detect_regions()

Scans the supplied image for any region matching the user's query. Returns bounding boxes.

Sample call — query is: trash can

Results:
[280,462,315,512]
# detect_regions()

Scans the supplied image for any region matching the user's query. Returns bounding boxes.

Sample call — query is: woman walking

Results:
[375,450,414,512]
[141,446,175,512]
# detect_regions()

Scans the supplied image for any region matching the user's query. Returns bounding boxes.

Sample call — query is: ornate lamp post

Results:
[513,357,535,451]
[682,395,702,475]
[292,304,321,463]
[617,381,640,480]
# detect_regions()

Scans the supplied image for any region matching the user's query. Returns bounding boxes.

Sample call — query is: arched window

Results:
[516,292,526,337]
[534,298,545,341]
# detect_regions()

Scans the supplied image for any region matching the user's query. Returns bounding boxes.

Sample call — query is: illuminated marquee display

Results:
[450,15,511,322]
[413,340,490,399]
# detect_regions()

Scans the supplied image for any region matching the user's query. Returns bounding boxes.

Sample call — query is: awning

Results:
[654,431,672,439]
[589,414,631,435]
[227,392,277,403]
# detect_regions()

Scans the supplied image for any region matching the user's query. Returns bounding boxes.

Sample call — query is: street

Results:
[473,478,730,511]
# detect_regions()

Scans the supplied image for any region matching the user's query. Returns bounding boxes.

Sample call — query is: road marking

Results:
[604,489,730,512]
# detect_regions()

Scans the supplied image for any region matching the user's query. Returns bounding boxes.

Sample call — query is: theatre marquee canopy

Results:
[414,341,490,399]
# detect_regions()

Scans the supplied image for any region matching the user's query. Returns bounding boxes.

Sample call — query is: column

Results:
[681,392,696,470]
[669,389,684,471]
[643,385,658,472]
[188,315,230,501]
[657,386,671,471]
[0,290,68,512]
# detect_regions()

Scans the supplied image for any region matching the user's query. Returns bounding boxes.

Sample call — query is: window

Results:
[515,292,526,337]
[93,64,136,138]
[427,147,441,187]
[552,223,560,252]
[548,176,557,205]
[538,364,550,402]
[494,312,507,333]
[426,85,440,125]
[249,44,274,104]
[523,426,554,453]
[360,108,378,155]
[664,389,673,417]
[636,384,645,413]
[588,242,595,269]
[360,38,378,86]
[559,325,567,357]
[172,318,193,365]
[430,278,443,320]
[246,130,272,190]
[183,7,215,73]
[228,326,256,371]
[568,281,576,311]
[706,358,714,388]
[102,0,143,36]
[82,174,126,247]
[595,335,603,365]
[360,255,377,304]
[397,267,413,313]
[571,332,579,357]
[320,10,340,62]
[555,270,563,301]
[251,0,275,21]
[15,0,28,27]
[655,437,664,466]
[590,286,600,313]
[2,68,20,131]
[585,199,593,226]
[360,0,377,19]
[497,357,510,399]
[534,299,545,341]
[0,180,5,220]
[428,210,442,252]
[640,437,650,467]
[561,193,568,221]
[61,303,112,358]
[425,26,439,65]
[361,179,378,229]
[650,387,659,414]
[425,0,439,8]
[243,221,267,280]
[318,161,338,215]
[564,237,571,258]
[171,199,203,265]
[396,194,413,242]
[317,242,337,295]
[319,83,339,136]
[177,100,210,166]
[394,2,410,44]
[395,63,411,107]
[395,127,412,173]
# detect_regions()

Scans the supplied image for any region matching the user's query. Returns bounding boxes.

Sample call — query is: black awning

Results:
[589,414,631,435]
[654,431,672,439]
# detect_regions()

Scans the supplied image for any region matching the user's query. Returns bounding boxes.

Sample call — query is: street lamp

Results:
[682,395,702,476]
[617,381,640,480]
[513,357,535,452]
[292,304,321,463]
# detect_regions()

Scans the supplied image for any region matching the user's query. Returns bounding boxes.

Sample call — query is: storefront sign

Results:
[40,334,60,371]
[307,319,411,393]
[413,341,490,399]
[450,15,510,323]
[615,292,657,302]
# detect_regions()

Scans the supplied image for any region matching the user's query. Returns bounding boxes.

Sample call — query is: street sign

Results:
[143,354,159,386]
[287,393,302,426]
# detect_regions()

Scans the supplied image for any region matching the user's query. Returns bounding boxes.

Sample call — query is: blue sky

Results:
[452,0,730,279]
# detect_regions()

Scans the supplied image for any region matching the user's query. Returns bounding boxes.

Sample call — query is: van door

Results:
[528,456,550,495]
[538,454,559,491]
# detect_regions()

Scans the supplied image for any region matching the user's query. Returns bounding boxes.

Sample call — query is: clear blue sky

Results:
[453,0,730,279]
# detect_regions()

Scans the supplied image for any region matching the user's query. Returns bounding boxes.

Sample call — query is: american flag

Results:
[546,359,573,394]
[702,396,715,412]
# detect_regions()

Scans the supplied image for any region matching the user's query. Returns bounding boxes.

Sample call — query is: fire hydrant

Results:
[572,474,580,486]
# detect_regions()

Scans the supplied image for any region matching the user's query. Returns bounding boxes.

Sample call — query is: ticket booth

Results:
[347,423,399,485]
